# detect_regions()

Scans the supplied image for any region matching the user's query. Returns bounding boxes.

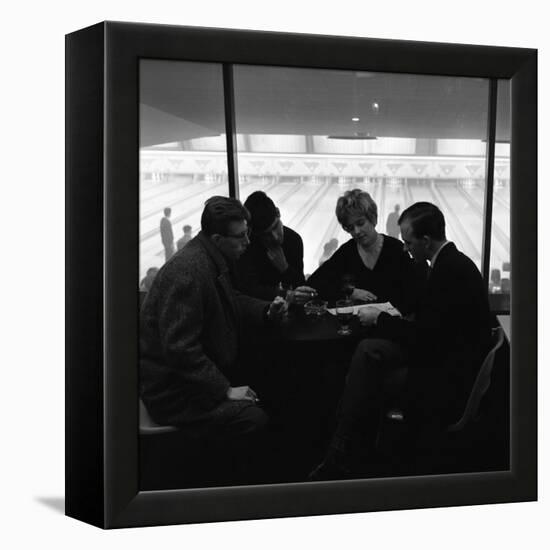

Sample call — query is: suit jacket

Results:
[376,242,492,422]
[234,226,305,300]
[140,232,268,426]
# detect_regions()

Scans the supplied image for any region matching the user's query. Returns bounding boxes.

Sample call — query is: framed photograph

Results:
[66,21,537,528]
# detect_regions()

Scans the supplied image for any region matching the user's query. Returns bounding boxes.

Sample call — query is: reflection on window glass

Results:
[139,60,228,283]
[488,79,511,311]
[232,65,490,278]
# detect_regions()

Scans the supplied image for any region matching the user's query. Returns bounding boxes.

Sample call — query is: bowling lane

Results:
[139,172,510,286]
[139,177,298,279]
[297,182,348,276]
[439,184,484,260]
[409,182,480,264]
[461,185,510,269]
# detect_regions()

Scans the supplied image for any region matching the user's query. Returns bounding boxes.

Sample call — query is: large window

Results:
[139,60,511,311]
[139,60,228,280]
[232,66,493,277]
[488,80,511,311]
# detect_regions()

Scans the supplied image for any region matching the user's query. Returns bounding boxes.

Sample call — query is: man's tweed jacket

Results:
[140,231,268,426]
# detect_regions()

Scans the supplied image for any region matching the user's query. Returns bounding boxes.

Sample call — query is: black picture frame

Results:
[65,21,537,528]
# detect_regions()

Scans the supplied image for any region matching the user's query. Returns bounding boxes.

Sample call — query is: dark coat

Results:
[376,242,493,422]
[307,235,424,314]
[160,216,173,247]
[140,232,268,426]
[234,226,305,301]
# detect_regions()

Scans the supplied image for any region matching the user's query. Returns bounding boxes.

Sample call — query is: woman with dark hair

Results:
[307,189,423,315]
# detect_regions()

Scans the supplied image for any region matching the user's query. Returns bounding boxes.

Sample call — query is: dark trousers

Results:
[213,403,269,441]
[163,242,175,262]
[330,338,407,457]
[140,405,269,490]
[188,403,270,485]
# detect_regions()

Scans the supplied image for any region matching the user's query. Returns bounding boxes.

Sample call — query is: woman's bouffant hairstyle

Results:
[335,189,378,227]
[201,196,250,236]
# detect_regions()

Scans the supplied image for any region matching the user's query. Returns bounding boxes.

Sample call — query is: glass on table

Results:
[335,299,354,335]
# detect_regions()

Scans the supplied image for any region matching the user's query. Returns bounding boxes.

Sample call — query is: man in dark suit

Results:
[235,191,316,303]
[140,196,286,441]
[310,202,492,480]
[160,207,175,262]
[386,203,401,238]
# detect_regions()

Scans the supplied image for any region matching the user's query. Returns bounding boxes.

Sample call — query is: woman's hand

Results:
[351,288,378,302]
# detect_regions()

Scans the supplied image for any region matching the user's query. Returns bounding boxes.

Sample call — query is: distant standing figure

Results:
[319,238,339,266]
[386,204,401,238]
[140,267,159,292]
[160,207,175,261]
[177,224,193,251]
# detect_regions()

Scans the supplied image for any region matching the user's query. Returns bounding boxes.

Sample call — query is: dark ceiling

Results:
[140,60,511,148]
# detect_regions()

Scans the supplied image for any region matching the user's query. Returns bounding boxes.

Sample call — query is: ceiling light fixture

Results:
[328,132,377,140]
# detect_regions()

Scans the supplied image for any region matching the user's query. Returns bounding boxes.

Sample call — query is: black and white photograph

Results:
[5,0,548,547]
[63,18,537,527]
[137,60,513,490]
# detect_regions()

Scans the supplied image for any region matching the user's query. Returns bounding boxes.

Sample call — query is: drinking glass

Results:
[335,299,354,335]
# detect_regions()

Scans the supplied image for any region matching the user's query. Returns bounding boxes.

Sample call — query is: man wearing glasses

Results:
[140,196,286,447]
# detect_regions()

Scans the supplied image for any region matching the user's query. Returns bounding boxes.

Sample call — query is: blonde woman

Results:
[307,189,423,315]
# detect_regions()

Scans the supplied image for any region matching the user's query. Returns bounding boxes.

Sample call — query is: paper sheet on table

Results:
[327,301,402,317]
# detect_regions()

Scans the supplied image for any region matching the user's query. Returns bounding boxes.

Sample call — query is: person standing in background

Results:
[140,267,159,292]
[160,207,175,262]
[177,224,193,251]
[386,204,401,239]
[319,238,339,266]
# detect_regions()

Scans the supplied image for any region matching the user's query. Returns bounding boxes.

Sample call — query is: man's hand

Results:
[266,296,288,322]
[266,246,289,273]
[352,288,378,303]
[292,286,318,305]
[358,307,381,327]
[227,385,259,403]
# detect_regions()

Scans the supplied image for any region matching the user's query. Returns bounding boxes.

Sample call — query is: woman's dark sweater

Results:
[307,235,425,314]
